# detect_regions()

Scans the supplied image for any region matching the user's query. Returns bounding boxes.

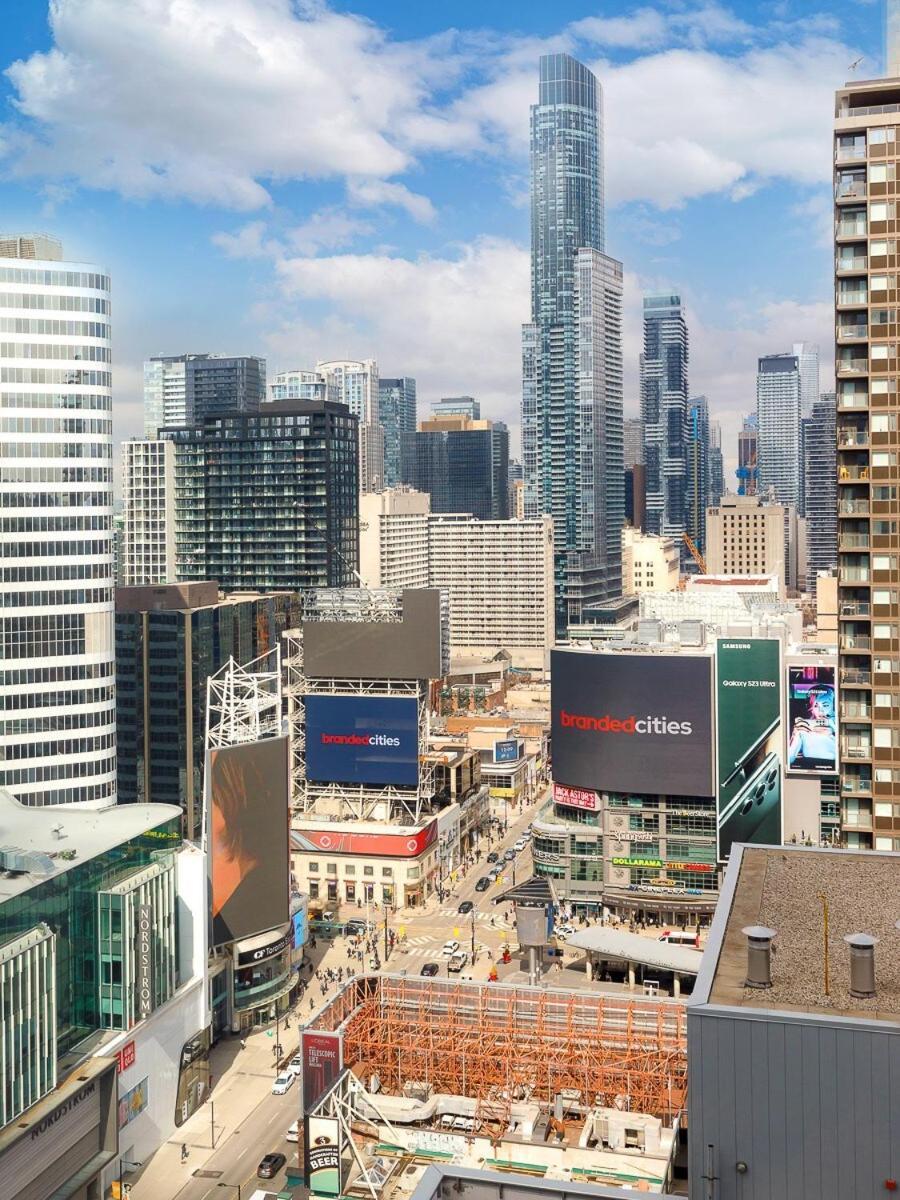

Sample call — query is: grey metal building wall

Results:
[688,998,900,1199]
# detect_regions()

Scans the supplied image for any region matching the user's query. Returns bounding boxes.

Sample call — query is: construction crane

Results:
[682,532,707,574]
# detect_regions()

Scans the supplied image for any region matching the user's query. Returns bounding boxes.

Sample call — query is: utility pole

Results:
[471,909,476,962]
[384,900,389,962]
[210,1099,216,1149]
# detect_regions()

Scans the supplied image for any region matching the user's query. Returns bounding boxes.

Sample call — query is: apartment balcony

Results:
[836,323,868,343]
[841,634,872,651]
[838,393,869,411]
[839,500,870,516]
[836,182,868,201]
[836,355,869,375]
[840,668,872,685]
[838,430,869,448]
[842,742,872,760]
[838,465,870,482]
[836,290,868,308]
[841,703,872,720]
[839,534,871,551]
[840,600,871,615]
[841,775,872,794]
[836,256,868,275]
[836,218,868,240]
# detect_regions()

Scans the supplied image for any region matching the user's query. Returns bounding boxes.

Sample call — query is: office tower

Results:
[621,527,680,593]
[270,368,333,402]
[160,398,359,591]
[640,294,689,545]
[623,417,644,468]
[624,419,646,530]
[708,419,724,507]
[143,353,265,436]
[705,494,786,593]
[688,396,710,554]
[435,396,480,419]
[793,340,820,414]
[115,581,298,837]
[756,353,802,511]
[317,359,384,491]
[378,376,417,488]
[804,392,838,594]
[358,488,431,589]
[737,413,758,494]
[0,235,116,808]
[405,414,510,520]
[122,438,176,584]
[522,53,623,630]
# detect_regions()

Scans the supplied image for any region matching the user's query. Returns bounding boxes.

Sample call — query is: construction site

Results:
[303,973,688,1196]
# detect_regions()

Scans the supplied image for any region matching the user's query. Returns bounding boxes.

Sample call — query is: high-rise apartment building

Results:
[833,72,900,848]
[623,417,644,469]
[160,398,359,592]
[793,340,820,414]
[708,419,725,507]
[688,395,710,554]
[0,235,116,808]
[122,439,176,584]
[404,414,510,520]
[143,353,265,436]
[756,353,802,511]
[737,413,758,494]
[378,376,417,488]
[705,494,786,594]
[269,368,333,402]
[434,396,480,420]
[317,359,384,491]
[522,53,623,629]
[641,293,689,545]
[804,392,838,594]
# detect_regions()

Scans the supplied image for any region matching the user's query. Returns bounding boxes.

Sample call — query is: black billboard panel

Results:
[209,736,290,946]
[302,589,443,680]
[551,649,714,797]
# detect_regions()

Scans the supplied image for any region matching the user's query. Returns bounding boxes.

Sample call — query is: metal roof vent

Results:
[844,932,878,999]
[742,925,776,989]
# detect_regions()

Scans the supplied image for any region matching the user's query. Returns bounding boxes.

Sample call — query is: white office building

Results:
[622,527,680,593]
[359,489,554,667]
[756,352,802,512]
[317,358,384,491]
[143,355,187,436]
[0,234,116,807]
[122,439,177,585]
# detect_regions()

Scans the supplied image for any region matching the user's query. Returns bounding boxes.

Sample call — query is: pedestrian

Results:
[181,1143,188,1163]
[240,1037,246,1050]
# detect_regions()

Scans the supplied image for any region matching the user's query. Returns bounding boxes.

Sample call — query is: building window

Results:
[309,862,319,873]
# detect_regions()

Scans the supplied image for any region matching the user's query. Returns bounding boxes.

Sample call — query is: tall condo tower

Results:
[0,234,116,806]
[522,54,623,631]
[641,293,689,545]
[756,353,802,512]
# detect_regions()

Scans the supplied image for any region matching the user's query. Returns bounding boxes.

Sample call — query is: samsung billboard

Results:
[304,695,419,787]
[551,649,714,797]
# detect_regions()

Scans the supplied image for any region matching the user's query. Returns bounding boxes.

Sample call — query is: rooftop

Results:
[700,844,900,1020]
[0,789,182,902]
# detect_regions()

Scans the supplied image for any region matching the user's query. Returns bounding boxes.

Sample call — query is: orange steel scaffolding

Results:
[307,975,687,1123]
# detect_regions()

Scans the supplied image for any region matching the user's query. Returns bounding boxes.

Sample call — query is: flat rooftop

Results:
[705,844,900,1019]
[0,789,182,902]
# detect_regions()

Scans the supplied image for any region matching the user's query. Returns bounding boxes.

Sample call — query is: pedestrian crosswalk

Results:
[437,908,514,929]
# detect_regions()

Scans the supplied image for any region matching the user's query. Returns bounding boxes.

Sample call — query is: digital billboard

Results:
[551,649,714,797]
[209,735,290,947]
[716,639,782,861]
[302,1031,343,1113]
[494,739,520,764]
[787,664,837,775]
[304,695,419,787]
[306,1115,343,1196]
[303,589,444,680]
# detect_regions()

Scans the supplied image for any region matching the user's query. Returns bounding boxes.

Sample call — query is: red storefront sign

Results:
[553,783,600,811]
[294,821,437,858]
[116,1041,136,1073]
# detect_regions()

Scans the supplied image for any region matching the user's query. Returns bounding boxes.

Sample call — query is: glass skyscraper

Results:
[378,376,417,487]
[522,54,623,630]
[641,293,689,547]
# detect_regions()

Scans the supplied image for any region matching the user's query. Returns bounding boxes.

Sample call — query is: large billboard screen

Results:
[716,639,782,861]
[551,649,714,797]
[304,695,418,787]
[209,736,290,947]
[787,664,837,775]
[302,1031,343,1113]
[303,589,444,680]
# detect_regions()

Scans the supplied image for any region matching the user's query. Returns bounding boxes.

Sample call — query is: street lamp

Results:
[218,1183,242,1200]
[118,1159,141,1200]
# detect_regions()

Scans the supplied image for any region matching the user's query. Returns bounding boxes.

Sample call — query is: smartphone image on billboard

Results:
[718,721,782,858]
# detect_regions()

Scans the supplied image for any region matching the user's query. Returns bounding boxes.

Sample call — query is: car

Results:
[503,849,516,862]
[287,1054,304,1077]
[514,839,527,852]
[442,939,461,956]
[345,918,368,934]
[475,877,491,892]
[286,1121,299,1143]
[458,900,474,914]
[486,852,499,864]
[272,1072,294,1095]
[258,1152,287,1179]
[368,956,380,970]
[448,951,468,973]
[322,910,336,921]
[421,961,440,977]
[488,866,501,880]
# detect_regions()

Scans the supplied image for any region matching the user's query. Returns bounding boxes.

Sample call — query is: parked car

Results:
[486,852,499,863]
[287,1055,303,1077]
[447,951,468,973]
[258,1152,287,1179]
[475,877,491,892]
[272,1072,294,1095]
[421,962,440,977]
[458,900,474,914]
[442,939,461,956]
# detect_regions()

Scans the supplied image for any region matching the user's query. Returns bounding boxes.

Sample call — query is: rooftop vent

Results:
[742,925,776,989]
[844,932,878,999]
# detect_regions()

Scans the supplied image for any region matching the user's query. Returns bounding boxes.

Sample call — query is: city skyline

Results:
[0,0,878,474]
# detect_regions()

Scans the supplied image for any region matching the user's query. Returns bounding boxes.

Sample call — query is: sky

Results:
[0,0,886,481]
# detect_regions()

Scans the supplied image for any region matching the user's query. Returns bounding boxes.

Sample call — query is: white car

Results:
[514,838,527,851]
[442,939,461,956]
[287,1055,303,1077]
[555,924,576,941]
[272,1072,295,1095]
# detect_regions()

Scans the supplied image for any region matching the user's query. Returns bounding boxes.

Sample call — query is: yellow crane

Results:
[682,532,707,574]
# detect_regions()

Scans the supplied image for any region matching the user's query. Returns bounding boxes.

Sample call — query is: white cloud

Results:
[346,179,436,224]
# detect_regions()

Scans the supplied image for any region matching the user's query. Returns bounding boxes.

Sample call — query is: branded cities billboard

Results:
[550,649,714,797]
[716,639,782,861]
[302,1030,343,1113]
[787,664,837,775]
[209,735,290,947]
[304,695,419,787]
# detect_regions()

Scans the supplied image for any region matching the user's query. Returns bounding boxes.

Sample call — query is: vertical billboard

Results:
[716,639,781,860]
[209,735,290,947]
[136,904,153,1018]
[306,1115,343,1196]
[787,664,837,774]
[304,695,419,786]
[551,649,714,797]
[301,1030,343,1113]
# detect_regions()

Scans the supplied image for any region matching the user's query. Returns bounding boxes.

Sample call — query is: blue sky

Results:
[0,0,886,475]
